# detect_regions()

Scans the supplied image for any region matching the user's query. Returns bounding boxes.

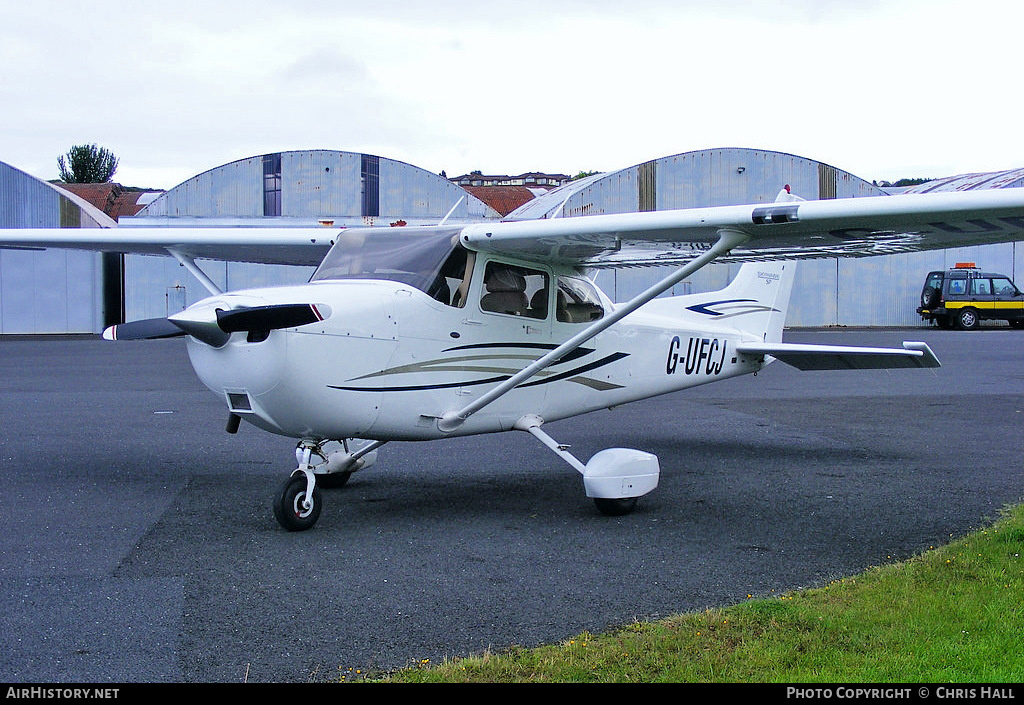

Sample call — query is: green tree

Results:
[58,144,119,183]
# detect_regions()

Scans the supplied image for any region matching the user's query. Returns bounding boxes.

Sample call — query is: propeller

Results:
[103,303,329,346]
[216,304,326,333]
[101,317,185,341]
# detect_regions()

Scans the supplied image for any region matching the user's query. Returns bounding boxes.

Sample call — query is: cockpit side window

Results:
[428,246,475,308]
[480,262,549,319]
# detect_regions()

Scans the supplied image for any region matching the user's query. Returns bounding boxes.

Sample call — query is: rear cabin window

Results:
[479,262,549,319]
[970,278,992,295]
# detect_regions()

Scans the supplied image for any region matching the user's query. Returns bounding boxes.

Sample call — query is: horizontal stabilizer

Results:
[735,341,940,370]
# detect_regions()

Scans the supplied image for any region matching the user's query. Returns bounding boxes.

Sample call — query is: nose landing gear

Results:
[272,446,322,532]
[273,472,322,532]
[271,439,384,531]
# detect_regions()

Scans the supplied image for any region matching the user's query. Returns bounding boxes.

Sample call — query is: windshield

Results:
[310,227,463,293]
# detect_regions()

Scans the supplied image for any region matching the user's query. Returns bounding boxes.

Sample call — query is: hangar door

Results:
[0,249,102,334]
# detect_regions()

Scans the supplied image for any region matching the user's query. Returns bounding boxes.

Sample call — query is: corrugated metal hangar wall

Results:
[0,161,116,334]
[2,148,1021,333]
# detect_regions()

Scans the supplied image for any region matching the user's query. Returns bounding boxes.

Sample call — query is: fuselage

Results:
[184,276,768,443]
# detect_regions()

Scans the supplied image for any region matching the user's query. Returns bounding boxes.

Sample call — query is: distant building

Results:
[53,182,162,222]
[458,185,539,217]
[131,151,500,227]
[450,171,571,189]
[449,171,572,216]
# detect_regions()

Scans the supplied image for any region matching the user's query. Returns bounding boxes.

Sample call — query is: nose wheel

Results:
[272,472,322,532]
[272,446,322,531]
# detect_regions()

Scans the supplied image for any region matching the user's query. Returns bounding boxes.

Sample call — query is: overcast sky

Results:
[2,0,1022,191]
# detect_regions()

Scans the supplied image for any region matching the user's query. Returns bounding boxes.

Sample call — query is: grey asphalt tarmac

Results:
[0,328,1021,683]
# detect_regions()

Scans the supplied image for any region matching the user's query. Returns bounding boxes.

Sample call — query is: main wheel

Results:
[956,307,980,330]
[593,497,638,516]
[273,474,323,531]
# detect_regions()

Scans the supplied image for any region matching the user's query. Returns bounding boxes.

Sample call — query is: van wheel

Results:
[956,308,979,330]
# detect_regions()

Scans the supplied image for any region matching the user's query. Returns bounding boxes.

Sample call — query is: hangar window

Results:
[263,153,282,217]
[361,154,380,217]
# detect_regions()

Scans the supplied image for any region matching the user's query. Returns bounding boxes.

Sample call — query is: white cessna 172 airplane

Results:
[4,187,1024,530]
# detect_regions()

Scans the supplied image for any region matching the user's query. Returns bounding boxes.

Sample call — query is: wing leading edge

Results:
[2,189,1024,268]
[0,227,334,267]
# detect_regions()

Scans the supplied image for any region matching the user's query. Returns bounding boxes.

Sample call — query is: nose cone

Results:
[177,290,326,436]
[185,325,291,433]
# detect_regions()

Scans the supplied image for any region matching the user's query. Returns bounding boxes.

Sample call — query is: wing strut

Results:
[168,248,223,296]
[436,228,750,432]
[438,196,465,226]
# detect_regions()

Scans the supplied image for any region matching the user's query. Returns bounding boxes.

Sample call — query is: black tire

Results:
[594,497,638,516]
[921,287,940,309]
[272,474,323,531]
[956,307,980,331]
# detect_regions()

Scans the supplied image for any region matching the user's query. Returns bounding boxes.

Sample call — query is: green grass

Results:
[360,504,1024,683]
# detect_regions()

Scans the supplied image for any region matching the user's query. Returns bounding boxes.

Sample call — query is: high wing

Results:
[457,189,1024,267]
[2,189,1024,269]
[0,227,333,267]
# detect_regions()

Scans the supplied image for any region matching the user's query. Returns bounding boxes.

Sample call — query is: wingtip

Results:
[902,341,941,368]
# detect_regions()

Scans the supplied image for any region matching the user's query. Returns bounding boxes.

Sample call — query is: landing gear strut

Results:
[514,415,659,516]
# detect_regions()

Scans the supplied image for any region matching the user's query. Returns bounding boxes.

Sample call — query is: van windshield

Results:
[310,227,462,294]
